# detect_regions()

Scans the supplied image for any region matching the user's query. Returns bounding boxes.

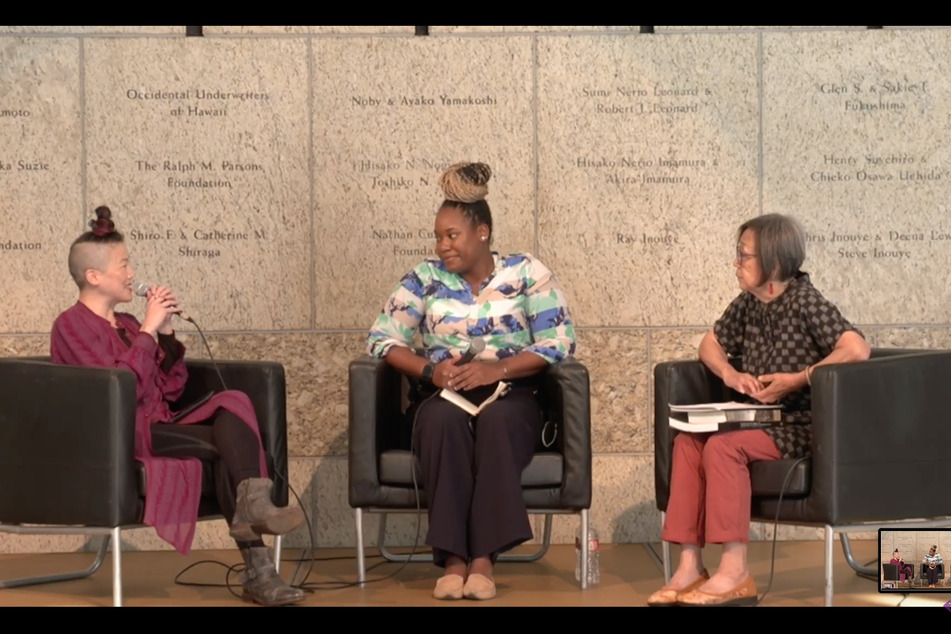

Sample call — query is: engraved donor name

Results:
[129,228,257,241]
[616,232,680,246]
[0,108,31,118]
[371,228,433,240]
[831,230,929,260]
[393,245,431,256]
[352,158,456,174]
[582,86,704,97]
[193,229,252,241]
[179,246,221,258]
[438,95,497,106]
[129,229,179,241]
[138,159,262,173]
[353,159,402,172]
[170,105,228,117]
[818,77,927,113]
[0,239,41,251]
[819,79,927,95]
[811,168,942,182]
[350,95,497,107]
[372,175,413,190]
[125,89,271,102]
[0,160,50,172]
[838,246,911,259]
[844,98,905,112]
[576,157,707,169]
[167,177,233,189]
[596,102,700,115]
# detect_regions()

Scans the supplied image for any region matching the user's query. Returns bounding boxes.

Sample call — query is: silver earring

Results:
[481,236,487,241]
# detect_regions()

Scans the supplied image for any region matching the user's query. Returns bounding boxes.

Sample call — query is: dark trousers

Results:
[150,409,264,547]
[926,565,940,585]
[413,385,542,567]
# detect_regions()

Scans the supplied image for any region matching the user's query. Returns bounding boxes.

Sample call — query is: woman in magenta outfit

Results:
[890,549,913,585]
[50,206,304,606]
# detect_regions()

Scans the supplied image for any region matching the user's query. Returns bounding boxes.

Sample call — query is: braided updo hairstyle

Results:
[439,162,493,241]
[68,206,125,287]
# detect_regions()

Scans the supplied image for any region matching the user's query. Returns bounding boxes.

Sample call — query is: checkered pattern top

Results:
[713,272,862,459]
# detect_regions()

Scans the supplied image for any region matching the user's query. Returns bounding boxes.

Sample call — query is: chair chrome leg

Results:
[580,508,589,590]
[0,532,111,589]
[378,546,434,562]
[355,508,366,586]
[839,533,875,576]
[661,510,671,583]
[824,525,834,607]
[112,527,122,607]
[499,515,552,562]
[273,535,283,576]
[377,511,433,563]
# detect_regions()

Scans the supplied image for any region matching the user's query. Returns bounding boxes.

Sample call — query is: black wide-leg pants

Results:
[412,385,542,567]
[926,565,940,585]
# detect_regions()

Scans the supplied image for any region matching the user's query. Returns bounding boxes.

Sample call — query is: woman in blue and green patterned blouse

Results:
[923,545,943,587]
[367,162,576,601]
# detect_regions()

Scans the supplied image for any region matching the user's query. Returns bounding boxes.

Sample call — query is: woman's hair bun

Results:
[439,162,492,203]
[89,205,117,237]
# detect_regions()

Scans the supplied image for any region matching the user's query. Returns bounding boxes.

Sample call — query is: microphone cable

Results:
[173,388,436,595]
[754,455,809,606]
[180,315,228,392]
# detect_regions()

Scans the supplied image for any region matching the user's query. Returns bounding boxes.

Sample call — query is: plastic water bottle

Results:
[575,525,600,585]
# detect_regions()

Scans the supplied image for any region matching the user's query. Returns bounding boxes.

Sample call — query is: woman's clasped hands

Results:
[434,357,504,392]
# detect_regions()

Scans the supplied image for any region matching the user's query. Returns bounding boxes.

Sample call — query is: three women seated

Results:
[55,163,871,605]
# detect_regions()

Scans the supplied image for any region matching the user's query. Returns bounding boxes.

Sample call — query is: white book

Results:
[439,382,511,416]
[670,401,782,423]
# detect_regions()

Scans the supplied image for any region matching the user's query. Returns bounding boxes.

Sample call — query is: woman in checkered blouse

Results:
[649,214,871,607]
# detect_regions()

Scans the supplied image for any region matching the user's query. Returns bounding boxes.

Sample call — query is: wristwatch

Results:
[421,362,435,384]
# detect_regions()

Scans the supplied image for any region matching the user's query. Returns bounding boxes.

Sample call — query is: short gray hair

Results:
[738,214,805,285]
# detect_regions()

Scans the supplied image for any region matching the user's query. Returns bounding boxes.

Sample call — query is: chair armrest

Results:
[183,360,289,505]
[541,359,592,509]
[653,360,731,511]
[810,350,951,523]
[348,356,403,508]
[0,359,139,526]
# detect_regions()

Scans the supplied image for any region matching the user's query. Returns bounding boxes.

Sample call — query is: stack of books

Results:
[668,401,783,433]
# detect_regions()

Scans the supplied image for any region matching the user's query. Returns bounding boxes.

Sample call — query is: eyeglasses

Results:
[735,245,757,262]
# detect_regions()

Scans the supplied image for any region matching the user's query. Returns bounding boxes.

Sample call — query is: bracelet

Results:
[805,365,814,386]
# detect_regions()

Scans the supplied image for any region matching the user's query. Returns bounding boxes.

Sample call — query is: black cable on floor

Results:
[174,393,437,595]
[754,456,809,607]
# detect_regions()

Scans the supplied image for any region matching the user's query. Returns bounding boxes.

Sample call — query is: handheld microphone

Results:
[135,282,189,321]
[455,338,486,365]
[137,283,227,389]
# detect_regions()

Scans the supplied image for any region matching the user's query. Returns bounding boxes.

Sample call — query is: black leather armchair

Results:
[0,356,290,606]
[654,349,951,606]
[882,563,900,587]
[349,356,592,586]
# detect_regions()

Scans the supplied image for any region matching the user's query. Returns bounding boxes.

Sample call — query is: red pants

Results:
[662,430,781,546]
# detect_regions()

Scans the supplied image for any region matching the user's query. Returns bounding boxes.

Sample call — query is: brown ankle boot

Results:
[240,547,305,606]
[230,478,304,542]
